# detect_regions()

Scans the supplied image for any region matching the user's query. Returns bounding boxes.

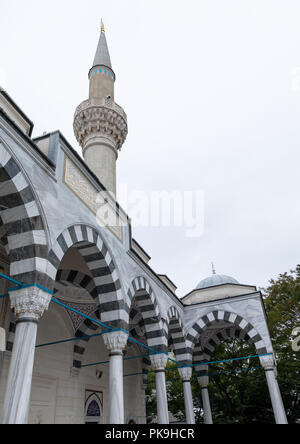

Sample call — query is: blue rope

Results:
[0,272,54,295]
[51,297,171,361]
[193,353,273,368]
[0,273,22,287]
[123,365,264,379]
[36,332,107,348]
[0,273,273,375]
[81,353,156,368]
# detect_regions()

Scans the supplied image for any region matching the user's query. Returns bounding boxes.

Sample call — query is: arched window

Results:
[85,392,103,424]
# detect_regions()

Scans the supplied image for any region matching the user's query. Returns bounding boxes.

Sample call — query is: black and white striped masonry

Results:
[127,277,168,354]
[193,325,266,378]
[55,269,98,301]
[48,224,127,329]
[53,269,101,369]
[0,142,52,288]
[167,306,190,366]
[187,310,268,368]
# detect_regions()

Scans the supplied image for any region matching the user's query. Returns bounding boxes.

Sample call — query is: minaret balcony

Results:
[73,98,128,151]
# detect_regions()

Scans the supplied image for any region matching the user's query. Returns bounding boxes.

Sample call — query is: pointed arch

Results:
[127,276,167,353]
[193,326,258,376]
[47,224,126,329]
[167,306,190,366]
[0,141,51,287]
[85,392,103,424]
[54,269,98,301]
[187,310,268,358]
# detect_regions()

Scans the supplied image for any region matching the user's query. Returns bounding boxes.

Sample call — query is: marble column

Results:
[103,330,128,425]
[260,355,288,424]
[150,354,169,424]
[198,367,213,425]
[2,287,51,424]
[0,352,4,382]
[0,327,5,381]
[178,367,195,424]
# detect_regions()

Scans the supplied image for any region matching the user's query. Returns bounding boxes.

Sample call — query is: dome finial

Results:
[212,262,216,275]
[101,19,105,33]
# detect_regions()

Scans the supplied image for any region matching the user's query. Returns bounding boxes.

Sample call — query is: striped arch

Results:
[193,326,256,378]
[167,306,190,366]
[130,329,151,387]
[47,224,126,329]
[142,357,151,387]
[72,309,102,369]
[201,326,255,359]
[187,310,268,360]
[127,277,167,353]
[0,142,51,287]
[53,269,101,370]
[129,307,146,339]
[54,269,98,301]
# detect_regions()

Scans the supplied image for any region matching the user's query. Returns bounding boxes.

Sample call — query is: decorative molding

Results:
[63,156,123,242]
[178,366,193,382]
[260,354,275,371]
[102,330,128,352]
[9,287,52,320]
[73,98,127,150]
[150,354,168,371]
[57,298,98,331]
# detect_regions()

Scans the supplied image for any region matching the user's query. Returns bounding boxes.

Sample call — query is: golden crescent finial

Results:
[101,19,105,33]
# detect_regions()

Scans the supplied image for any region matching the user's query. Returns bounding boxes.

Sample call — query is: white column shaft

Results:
[155,370,169,424]
[183,381,195,424]
[202,387,213,424]
[3,321,37,424]
[109,352,125,424]
[265,370,288,424]
[0,351,4,382]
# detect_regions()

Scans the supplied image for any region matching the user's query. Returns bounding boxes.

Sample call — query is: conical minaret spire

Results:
[73,23,128,195]
[88,21,116,102]
[92,21,112,69]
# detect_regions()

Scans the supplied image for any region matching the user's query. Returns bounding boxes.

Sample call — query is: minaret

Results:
[74,22,128,195]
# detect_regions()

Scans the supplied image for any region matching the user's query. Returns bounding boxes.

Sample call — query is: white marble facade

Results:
[0,26,288,425]
[0,304,146,424]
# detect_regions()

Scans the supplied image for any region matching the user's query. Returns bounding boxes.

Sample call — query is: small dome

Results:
[196,274,239,290]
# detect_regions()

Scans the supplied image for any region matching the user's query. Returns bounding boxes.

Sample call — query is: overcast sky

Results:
[1,0,300,296]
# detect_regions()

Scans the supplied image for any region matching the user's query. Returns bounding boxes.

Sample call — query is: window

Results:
[85,391,103,425]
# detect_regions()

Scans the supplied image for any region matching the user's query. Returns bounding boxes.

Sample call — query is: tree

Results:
[263,265,300,423]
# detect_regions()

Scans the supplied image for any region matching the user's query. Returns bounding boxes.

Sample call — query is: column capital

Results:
[178,366,193,382]
[197,364,209,387]
[9,287,52,321]
[102,330,128,353]
[150,353,168,371]
[198,375,209,388]
[260,354,275,371]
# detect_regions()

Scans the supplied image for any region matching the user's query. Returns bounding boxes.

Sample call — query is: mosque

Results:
[0,23,287,424]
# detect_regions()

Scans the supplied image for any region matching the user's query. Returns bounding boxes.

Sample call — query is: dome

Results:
[196,274,239,290]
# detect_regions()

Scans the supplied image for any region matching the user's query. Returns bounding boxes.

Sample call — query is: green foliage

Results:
[146,266,300,424]
[263,265,300,423]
